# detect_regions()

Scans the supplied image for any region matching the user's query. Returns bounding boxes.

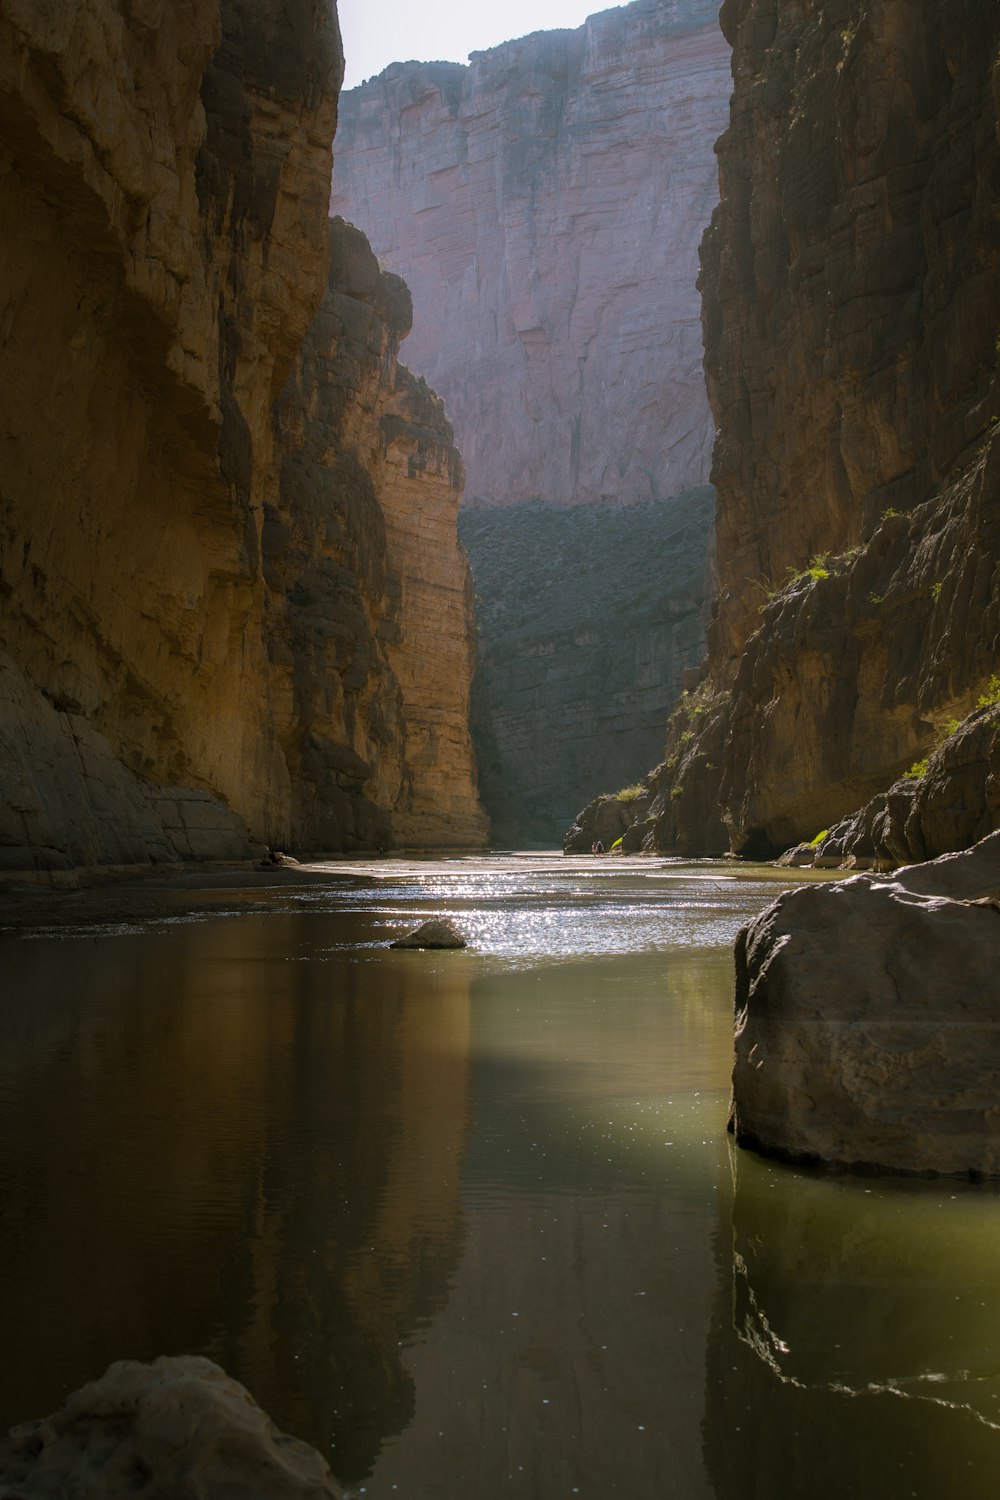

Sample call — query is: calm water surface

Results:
[1,853,998,1498]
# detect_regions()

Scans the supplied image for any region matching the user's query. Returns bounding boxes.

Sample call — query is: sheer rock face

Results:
[661,0,1000,856]
[330,0,730,508]
[0,1,485,870]
[462,491,712,847]
[0,1356,344,1499]
[272,219,488,851]
[730,833,1000,1177]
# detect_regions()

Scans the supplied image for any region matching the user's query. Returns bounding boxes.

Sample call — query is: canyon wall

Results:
[631,0,1000,858]
[0,0,485,874]
[331,0,731,508]
[461,491,712,845]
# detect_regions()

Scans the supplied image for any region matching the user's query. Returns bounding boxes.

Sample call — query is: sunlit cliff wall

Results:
[640,0,1000,857]
[0,0,485,872]
[331,0,731,509]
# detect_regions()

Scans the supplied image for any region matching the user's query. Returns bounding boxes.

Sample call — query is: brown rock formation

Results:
[0,1,485,871]
[729,832,1000,1177]
[330,0,731,507]
[641,0,1000,856]
[270,217,487,851]
[0,1356,344,1498]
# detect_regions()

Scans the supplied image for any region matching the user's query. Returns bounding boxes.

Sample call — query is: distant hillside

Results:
[460,490,713,846]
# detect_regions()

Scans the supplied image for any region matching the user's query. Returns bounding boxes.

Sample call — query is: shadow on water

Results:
[0,916,474,1483]
[2,860,1000,1498]
[704,1143,1000,1500]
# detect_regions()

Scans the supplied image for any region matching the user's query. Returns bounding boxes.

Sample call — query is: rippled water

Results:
[1,854,998,1498]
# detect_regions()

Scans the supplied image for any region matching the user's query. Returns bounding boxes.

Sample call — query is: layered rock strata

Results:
[729,833,1000,1177]
[331,0,731,507]
[270,217,487,851]
[0,1356,344,1498]
[462,491,712,846]
[0,1,485,872]
[616,0,1000,858]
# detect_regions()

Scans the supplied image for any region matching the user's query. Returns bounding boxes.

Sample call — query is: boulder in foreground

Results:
[390,918,467,949]
[730,832,1000,1177]
[0,1355,343,1498]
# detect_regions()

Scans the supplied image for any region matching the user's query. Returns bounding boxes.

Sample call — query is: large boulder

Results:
[730,832,1000,1177]
[0,1356,343,1498]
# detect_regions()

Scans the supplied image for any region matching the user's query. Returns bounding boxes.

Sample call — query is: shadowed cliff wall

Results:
[0,0,485,873]
[640,0,1000,858]
[331,0,731,508]
[461,491,713,845]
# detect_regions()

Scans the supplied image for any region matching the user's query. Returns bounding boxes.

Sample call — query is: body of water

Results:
[1,854,998,1497]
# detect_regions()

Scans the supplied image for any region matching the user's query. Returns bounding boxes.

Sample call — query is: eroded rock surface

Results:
[730,833,1000,1177]
[779,704,1000,871]
[271,217,488,852]
[331,0,730,507]
[635,0,1000,857]
[464,492,712,846]
[0,1356,344,1499]
[0,0,485,872]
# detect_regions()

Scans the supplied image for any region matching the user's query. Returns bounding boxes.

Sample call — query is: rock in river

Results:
[0,1355,343,1498]
[729,832,1000,1177]
[390,918,467,950]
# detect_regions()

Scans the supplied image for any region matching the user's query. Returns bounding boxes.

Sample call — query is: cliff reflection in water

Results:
[705,1145,1000,1500]
[0,915,473,1482]
[6,859,999,1498]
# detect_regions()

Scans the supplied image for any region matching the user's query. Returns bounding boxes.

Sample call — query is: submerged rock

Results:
[730,832,1000,1177]
[390,918,467,950]
[0,1356,344,1498]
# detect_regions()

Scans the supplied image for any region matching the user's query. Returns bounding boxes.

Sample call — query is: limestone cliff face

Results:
[271,218,487,851]
[654,0,1000,857]
[462,491,712,845]
[330,0,730,507]
[0,1,485,871]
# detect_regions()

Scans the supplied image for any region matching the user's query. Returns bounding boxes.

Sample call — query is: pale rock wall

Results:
[331,0,731,507]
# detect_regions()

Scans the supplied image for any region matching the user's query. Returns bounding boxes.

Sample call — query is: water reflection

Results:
[0,917,474,1483]
[705,1144,1000,1500]
[2,859,999,1499]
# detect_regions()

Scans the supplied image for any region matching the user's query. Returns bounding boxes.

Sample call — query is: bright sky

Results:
[338,0,624,88]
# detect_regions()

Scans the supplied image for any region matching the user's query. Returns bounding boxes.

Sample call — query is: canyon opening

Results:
[1,2,999,1499]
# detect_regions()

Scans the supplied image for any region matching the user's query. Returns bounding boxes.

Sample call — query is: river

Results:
[1,854,998,1498]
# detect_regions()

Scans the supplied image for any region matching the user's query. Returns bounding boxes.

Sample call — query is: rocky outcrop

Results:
[331,0,731,507]
[462,491,712,846]
[0,1,485,874]
[563,788,652,854]
[0,1356,344,1498]
[645,0,1000,856]
[779,702,1000,870]
[729,832,1000,1177]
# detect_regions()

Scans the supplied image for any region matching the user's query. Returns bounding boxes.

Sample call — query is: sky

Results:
[338,0,625,88]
